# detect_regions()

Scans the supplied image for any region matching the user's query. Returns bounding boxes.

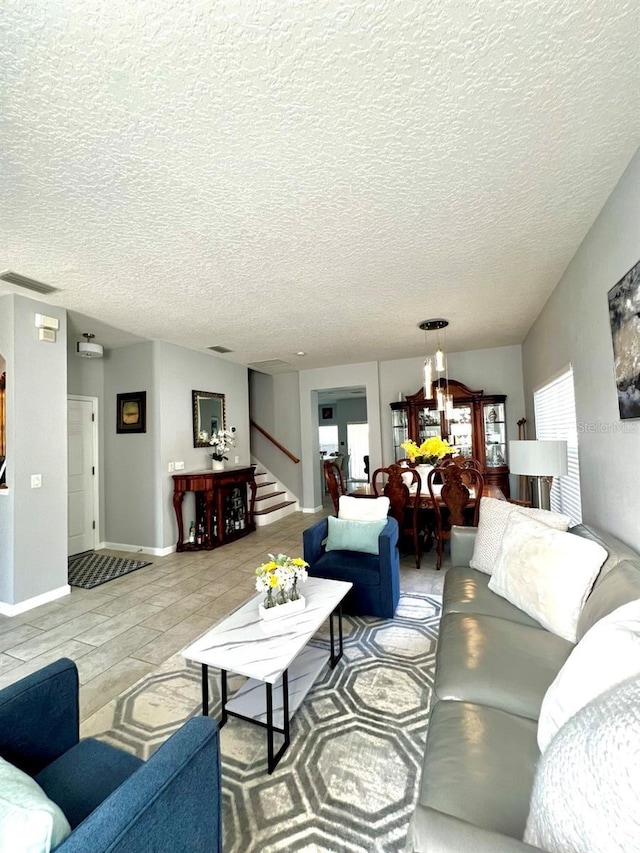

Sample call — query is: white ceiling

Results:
[1,1,638,372]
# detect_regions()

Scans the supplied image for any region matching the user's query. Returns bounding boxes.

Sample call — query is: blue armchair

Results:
[0,658,221,852]
[303,516,400,618]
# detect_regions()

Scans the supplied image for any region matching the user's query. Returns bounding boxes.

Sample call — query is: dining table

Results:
[348,481,506,507]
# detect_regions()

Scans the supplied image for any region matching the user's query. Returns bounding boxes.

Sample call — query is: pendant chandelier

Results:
[418,319,453,418]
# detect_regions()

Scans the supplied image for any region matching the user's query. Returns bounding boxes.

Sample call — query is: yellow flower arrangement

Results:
[401,436,453,466]
[255,553,309,607]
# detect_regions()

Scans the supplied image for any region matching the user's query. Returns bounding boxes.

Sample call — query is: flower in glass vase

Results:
[207,427,236,461]
[255,553,309,611]
[401,436,454,466]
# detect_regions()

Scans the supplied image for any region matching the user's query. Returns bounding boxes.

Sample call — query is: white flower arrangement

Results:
[255,553,309,607]
[205,427,236,461]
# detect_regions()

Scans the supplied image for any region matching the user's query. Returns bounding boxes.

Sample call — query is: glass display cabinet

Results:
[390,379,510,496]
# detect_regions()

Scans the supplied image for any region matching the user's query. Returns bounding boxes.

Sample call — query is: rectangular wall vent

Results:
[0,270,58,294]
[247,359,292,373]
[208,345,233,353]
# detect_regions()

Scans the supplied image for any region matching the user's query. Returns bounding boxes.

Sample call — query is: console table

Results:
[172,466,257,552]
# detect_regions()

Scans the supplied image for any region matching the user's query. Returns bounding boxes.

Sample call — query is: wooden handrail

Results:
[250,419,300,464]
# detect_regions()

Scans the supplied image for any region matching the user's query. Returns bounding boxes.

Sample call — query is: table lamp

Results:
[508,440,568,510]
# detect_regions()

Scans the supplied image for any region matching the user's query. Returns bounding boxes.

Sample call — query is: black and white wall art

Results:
[608,261,640,420]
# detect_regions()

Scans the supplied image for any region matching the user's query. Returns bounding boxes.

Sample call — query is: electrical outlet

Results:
[175,461,185,471]
[168,462,175,473]
[31,474,42,489]
[234,455,240,464]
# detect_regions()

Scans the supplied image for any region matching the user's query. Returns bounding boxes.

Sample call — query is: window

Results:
[318,425,339,456]
[533,367,582,525]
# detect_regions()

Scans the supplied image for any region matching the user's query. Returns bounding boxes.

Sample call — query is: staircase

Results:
[252,463,298,526]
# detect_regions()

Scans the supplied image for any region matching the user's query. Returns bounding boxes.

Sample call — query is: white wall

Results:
[522,148,640,551]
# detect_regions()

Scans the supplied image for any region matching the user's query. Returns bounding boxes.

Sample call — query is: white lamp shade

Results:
[509,440,568,477]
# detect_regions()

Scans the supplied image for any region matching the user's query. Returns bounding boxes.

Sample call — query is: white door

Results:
[68,398,97,555]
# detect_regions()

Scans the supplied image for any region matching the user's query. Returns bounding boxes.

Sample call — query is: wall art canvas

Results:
[117,391,147,433]
[608,261,640,419]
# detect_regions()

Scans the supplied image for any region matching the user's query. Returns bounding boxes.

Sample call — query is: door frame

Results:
[67,395,100,552]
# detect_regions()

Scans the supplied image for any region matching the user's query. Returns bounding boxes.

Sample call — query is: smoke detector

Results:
[76,333,104,359]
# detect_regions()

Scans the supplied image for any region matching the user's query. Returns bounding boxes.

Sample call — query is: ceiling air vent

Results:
[247,359,293,374]
[0,270,59,294]
[208,345,233,353]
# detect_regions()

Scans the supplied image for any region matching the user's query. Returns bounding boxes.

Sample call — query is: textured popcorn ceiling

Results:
[1,0,638,370]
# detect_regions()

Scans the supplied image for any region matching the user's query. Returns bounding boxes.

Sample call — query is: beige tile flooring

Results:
[0,509,446,729]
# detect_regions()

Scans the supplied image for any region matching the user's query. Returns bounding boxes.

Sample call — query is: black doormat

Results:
[68,552,152,589]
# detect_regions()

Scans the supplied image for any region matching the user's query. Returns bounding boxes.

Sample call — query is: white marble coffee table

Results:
[182,576,352,772]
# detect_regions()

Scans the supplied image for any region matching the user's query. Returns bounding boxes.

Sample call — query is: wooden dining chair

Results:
[372,463,422,569]
[323,460,346,515]
[427,464,484,570]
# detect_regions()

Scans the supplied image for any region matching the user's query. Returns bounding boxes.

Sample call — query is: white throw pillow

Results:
[487,513,607,642]
[338,495,389,521]
[0,756,71,853]
[525,675,640,853]
[470,497,571,575]
[537,599,640,753]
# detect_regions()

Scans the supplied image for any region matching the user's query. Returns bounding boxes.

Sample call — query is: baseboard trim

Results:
[101,542,176,557]
[301,505,323,513]
[0,585,70,616]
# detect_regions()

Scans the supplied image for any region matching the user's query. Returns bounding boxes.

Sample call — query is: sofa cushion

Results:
[434,613,573,719]
[35,738,143,829]
[417,700,539,839]
[0,756,71,853]
[442,566,544,628]
[488,513,607,642]
[309,550,382,586]
[470,497,570,575]
[325,516,387,555]
[525,675,640,853]
[577,558,640,639]
[537,599,640,753]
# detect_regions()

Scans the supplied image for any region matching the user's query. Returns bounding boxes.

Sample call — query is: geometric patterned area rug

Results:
[81,592,441,852]
[67,552,152,589]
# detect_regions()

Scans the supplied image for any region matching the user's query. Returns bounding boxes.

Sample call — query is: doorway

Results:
[347,422,369,482]
[67,396,99,555]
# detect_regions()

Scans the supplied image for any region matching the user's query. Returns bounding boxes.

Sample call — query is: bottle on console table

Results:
[188,521,195,545]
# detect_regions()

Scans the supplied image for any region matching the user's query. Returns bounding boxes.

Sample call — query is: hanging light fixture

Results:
[76,332,104,359]
[418,319,449,401]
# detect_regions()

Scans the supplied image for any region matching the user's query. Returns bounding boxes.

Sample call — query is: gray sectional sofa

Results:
[407,522,640,852]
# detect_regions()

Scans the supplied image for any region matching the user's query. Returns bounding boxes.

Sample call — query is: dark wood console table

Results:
[172,466,257,552]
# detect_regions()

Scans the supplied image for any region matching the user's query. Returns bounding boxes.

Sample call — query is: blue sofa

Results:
[303,516,400,618]
[0,658,221,852]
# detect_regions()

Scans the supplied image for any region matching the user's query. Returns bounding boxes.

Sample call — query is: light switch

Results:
[168,462,175,473]
[175,461,185,471]
[234,456,240,464]
[31,474,42,489]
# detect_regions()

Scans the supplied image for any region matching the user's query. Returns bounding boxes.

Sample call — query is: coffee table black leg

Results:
[220,669,228,726]
[330,604,345,668]
[201,664,209,716]
[266,670,290,774]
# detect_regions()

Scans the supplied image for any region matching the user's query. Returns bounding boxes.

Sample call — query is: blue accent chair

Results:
[0,658,221,852]
[303,516,400,618]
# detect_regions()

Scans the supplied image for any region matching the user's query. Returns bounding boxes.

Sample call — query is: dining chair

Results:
[427,463,484,570]
[323,460,347,515]
[372,463,422,569]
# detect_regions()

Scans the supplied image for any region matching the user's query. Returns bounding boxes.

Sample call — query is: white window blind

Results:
[534,368,582,525]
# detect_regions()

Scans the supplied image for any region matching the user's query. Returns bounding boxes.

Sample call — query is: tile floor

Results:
[0,508,447,728]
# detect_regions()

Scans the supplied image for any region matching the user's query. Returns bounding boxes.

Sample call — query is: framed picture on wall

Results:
[608,260,640,420]
[117,391,147,434]
[322,406,333,420]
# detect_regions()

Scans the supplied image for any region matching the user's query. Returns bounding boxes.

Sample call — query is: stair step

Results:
[254,500,297,516]
[255,490,286,503]
[256,480,276,489]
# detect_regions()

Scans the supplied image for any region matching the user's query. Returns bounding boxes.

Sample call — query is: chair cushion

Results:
[434,613,573,719]
[488,513,607,642]
[525,675,640,853]
[442,566,544,628]
[470,497,570,575]
[338,495,389,520]
[418,700,539,839]
[35,738,143,829]
[0,756,71,852]
[325,516,386,555]
[309,551,382,587]
[537,599,640,753]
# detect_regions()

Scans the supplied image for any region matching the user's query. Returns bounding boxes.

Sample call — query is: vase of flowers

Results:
[204,428,236,471]
[400,436,454,484]
[255,553,309,620]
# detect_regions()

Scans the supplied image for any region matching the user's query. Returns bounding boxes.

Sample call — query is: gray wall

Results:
[0,295,68,608]
[522,148,640,551]
[249,371,302,498]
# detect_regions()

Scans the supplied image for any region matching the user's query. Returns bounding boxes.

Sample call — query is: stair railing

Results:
[250,420,300,464]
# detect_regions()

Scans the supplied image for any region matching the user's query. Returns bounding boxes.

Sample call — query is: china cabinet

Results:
[390,378,510,496]
[172,465,257,552]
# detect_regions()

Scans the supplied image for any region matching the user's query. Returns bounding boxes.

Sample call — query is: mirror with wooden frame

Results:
[192,390,226,448]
